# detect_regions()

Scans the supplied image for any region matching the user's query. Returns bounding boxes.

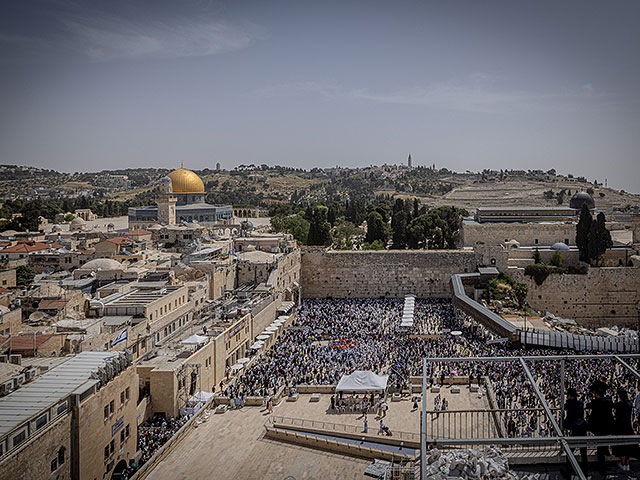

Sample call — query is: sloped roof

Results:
[0,333,55,352]
[38,299,69,311]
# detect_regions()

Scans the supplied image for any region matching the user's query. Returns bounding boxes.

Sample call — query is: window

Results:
[12,430,26,448]
[534,238,539,244]
[141,338,146,349]
[56,401,68,415]
[125,387,130,401]
[120,429,125,444]
[109,400,114,415]
[132,344,137,353]
[51,458,57,472]
[104,445,109,460]
[104,405,109,419]
[35,413,48,430]
[125,424,130,438]
[120,391,125,404]
[58,447,65,465]
[110,439,115,454]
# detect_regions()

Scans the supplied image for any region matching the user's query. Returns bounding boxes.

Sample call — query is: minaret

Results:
[408,154,412,168]
[156,176,177,225]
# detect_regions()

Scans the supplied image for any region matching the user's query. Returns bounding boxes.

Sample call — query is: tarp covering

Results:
[336,370,389,392]
[181,334,208,345]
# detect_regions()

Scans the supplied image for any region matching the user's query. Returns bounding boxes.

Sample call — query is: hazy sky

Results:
[1,0,639,192]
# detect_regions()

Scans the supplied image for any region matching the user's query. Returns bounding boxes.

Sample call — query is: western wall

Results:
[300,247,505,298]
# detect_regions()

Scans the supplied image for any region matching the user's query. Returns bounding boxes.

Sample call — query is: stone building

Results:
[0,351,138,480]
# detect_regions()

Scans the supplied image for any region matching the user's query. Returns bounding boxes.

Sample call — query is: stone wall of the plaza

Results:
[300,248,503,298]
[510,266,640,328]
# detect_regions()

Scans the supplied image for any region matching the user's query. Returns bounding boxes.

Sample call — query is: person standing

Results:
[613,389,633,472]
[363,416,368,434]
[563,388,588,477]
[587,381,614,476]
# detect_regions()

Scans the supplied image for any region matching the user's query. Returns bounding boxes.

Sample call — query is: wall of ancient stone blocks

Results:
[300,249,484,298]
[510,266,640,327]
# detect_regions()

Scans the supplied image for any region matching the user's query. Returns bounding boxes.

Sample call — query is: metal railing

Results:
[267,415,421,443]
[425,408,558,441]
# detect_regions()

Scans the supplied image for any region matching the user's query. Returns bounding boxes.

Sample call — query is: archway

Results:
[111,459,128,480]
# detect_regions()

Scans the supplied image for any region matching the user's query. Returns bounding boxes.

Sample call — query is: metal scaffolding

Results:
[420,354,640,480]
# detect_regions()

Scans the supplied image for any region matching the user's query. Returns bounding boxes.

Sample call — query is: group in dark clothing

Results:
[564,381,637,476]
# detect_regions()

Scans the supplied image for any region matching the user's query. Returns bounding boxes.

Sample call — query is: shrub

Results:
[524,264,564,286]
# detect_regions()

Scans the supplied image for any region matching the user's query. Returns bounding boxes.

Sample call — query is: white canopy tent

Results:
[181,334,208,345]
[237,357,251,364]
[231,364,244,371]
[250,341,264,349]
[336,370,389,392]
[256,334,270,340]
[188,391,215,403]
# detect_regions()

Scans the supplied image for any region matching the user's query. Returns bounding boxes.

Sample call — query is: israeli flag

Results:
[112,329,127,347]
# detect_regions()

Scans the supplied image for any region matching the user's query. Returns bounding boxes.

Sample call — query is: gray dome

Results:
[551,242,570,251]
[570,191,595,210]
[160,176,172,183]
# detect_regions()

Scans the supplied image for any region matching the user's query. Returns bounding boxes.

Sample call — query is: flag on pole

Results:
[112,329,127,347]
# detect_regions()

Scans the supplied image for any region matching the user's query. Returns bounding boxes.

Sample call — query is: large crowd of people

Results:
[136,415,190,469]
[137,297,639,475]
[230,298,639,465]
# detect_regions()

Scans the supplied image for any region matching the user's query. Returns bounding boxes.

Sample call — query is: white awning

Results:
[336,371,389,392]
[256,334,270,340]
[231,364,244,371]
[237,357,250,364]
[181,334,208,345]
[250,341,264,349]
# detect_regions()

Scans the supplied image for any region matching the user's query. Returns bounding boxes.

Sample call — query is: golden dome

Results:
[167,165,205,193]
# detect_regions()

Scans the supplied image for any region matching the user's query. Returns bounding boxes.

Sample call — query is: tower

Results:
[408,154,412,168]
[156,176,177,225]
[216,162,221,171]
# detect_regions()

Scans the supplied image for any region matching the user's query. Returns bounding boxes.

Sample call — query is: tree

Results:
[533,247,541,264]
[550,250,564,267]
[307,207,332,246]
[587,212,612,265]
[271,213,310,245]
[406,212,445,249]
[575,204,592,262]
[432,206,466,249]
[332,220,363,249]
[512,282,528,308]
[15,266,35,286]
[365,211,387,245]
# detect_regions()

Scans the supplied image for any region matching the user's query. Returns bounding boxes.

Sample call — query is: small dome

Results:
[570,191,595,211]
[52,224,62,231]
[31,283,65,298]
[551,242,570,251]
[81,258,122,271]
[107,223,115,228]
[160,176,172,183]
[70,217,86,225]
[245,221,254,229]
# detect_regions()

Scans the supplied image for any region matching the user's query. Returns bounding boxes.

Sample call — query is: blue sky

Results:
[1,0,639,192]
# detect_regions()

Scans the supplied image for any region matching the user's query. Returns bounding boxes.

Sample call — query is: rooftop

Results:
[0,351,117,437]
